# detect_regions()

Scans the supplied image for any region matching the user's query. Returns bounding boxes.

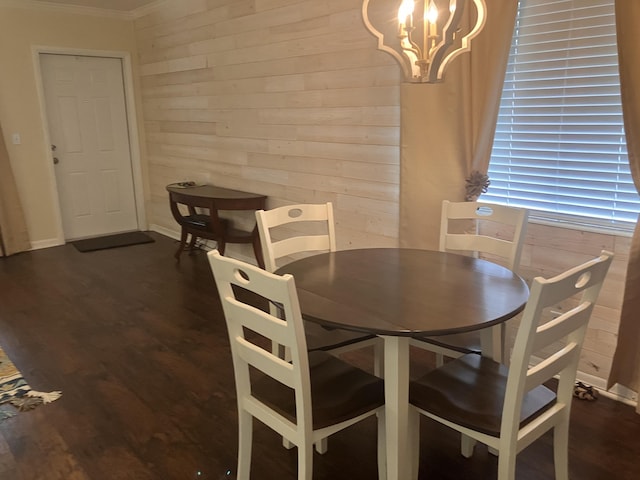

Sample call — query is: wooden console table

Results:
[166,183,267,267]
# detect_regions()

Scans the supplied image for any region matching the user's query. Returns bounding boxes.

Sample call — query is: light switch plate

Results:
[11,133,21,145]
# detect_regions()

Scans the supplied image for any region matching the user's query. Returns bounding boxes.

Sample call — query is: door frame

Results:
[32,45,146,245]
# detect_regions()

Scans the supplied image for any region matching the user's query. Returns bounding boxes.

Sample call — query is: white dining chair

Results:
[207,250,386,480]
[256,202,384,453]
[256,202,382,358]
[408,250,613,480]
[411,200,529,365]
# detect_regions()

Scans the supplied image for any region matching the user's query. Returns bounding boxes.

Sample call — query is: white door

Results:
[41,54,138,240]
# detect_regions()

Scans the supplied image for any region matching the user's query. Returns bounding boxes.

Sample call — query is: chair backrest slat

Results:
[439,200,529,271]
[524,342,580,393]
[256,202,337,272]
[531,303,592,353]
[270,235,333,263]
[443,234,516,260]
[235,336,296,388]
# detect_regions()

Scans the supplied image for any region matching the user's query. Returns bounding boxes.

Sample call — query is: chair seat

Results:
[304,322,377,352]
[412,331,482,355]
[409,354,556,436]
[254,351,385,430]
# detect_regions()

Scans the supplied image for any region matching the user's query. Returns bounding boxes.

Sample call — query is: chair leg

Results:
[409,408,419,479]
[497,442,517,480]
[218,239,227,255]
[492,324,507,364]
[269,303,285,360]
[373,340,384,378]
[282,438,294,450]
[315,438,328,454]
[187,234,198,255]
[298,440,314,480]
[237,410,253,480]
[174,228,188,259]
[460,434,477,458]
[271,299,295,454]
[554,419,570,480]
[377,408,387,480]
[285,437,327,454]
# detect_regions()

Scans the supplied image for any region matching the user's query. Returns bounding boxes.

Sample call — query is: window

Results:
[482,0,639,232]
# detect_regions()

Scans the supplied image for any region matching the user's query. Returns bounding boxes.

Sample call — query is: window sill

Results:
[527,212,636,238]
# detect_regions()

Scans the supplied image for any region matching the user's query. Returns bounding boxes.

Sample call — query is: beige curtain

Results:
[0,123,30,256]
[399,0,518,248]
[607,0,640,412]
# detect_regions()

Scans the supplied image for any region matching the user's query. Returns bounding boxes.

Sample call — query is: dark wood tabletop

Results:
[276,248,529,337]
[166,183,266,206]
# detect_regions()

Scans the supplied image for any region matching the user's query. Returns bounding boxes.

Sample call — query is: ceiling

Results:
[36,0,158,11]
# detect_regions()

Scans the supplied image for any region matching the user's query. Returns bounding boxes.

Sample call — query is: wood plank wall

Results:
[480,221,631,398]
[134,0,632,398]
[521,226,629,392]
[135,0,401,255]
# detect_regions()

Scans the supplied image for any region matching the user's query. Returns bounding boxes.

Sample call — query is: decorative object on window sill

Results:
[362,0,487,83]
[465,170,490,201]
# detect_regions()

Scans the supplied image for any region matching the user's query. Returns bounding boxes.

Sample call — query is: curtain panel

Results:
[607,0,640,413]
[0,123,30,256]
[399,0,518,249]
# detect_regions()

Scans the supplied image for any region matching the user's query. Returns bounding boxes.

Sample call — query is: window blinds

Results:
[482,0,639,228]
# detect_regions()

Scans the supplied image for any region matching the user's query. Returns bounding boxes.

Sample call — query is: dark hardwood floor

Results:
[0,232,638,479]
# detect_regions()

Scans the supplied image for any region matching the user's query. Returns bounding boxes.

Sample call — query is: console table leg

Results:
[252,235,265,269]
[175,228,188,260]
[187,234,197,255]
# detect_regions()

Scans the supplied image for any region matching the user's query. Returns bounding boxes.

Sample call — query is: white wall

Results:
[0,5,146,248]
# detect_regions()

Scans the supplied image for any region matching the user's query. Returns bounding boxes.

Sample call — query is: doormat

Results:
[72,231,155,252]
[0,346,61,420]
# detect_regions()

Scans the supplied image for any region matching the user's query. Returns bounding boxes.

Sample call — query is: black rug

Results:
[72,232,155,252]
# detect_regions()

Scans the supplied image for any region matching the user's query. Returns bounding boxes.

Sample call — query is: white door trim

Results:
[32,45,146,245]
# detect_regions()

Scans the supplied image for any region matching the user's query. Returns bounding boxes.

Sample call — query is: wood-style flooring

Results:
[0,232,638,479]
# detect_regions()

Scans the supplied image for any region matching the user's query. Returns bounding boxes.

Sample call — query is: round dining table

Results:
[276,248,529,480]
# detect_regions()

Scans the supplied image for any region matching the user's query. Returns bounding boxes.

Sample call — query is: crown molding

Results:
[0,0,167,19]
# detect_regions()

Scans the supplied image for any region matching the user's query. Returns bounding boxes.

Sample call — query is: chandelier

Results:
[362,0,487,83]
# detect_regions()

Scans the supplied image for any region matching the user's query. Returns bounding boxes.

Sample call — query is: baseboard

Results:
[576,371,638,407]
[528,352,638,408]
[29,238,64,250]
[149,224,180,241]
